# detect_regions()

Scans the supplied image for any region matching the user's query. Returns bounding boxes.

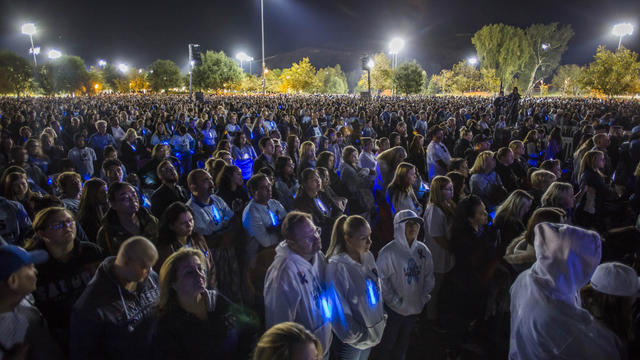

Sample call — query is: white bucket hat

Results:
[590,262,640,297]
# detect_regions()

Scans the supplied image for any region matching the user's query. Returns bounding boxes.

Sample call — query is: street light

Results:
[541,43,550,50]
[367,59,375,69]
[118,63,128,73]
[98,59,107,68]
[612,23,634,49]
[261,0,266,93]
[468,57,478,66]
[21,23,38,66]
[389,37,405,69]
[47,49,61,59]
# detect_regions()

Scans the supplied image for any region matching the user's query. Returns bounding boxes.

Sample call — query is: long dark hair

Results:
[77,178,107,223]
[157,202,195,246]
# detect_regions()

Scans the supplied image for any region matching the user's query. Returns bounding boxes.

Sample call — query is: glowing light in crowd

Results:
[118,64,129,73]
[366,279,378,306]
[210,205,221,223]
[48,49,61,59]
[21,23,36,36]
[268,209,279,227]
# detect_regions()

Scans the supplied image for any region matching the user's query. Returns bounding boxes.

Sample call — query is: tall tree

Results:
[279,58,318,93]
[101,63,127,92]
[472,24,532,90]
[580,46,640,96]
[265,69,283,93]
[392,61,426,95]
[0,51,33,96]
[316,65,349,94]
[551,64,584,96]
[40,55,89,94]
[521,23,574,94]
[191,50,242,91]
[356,52,393,93]
[148,60,181,92]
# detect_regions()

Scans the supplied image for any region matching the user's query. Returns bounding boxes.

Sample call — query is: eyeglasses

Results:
[49,219,75,231]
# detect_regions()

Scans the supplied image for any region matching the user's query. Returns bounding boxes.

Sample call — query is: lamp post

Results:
[612,23,634,49]
[467,57,478,92]
[389,37,405,69]
[98,59,107,68]
[21,23,38,67]
[261,0,266,94]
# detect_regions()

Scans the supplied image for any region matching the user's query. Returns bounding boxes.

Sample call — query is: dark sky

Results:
[1,0,638,74]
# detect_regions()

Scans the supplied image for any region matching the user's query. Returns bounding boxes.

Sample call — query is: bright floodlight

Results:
[612,23,634,37]
[389,37,405,54]
[138,68,143,74]
[468,57,478,65]
[367,59,375,69]
[118,64,128,73]
[236,52,248,61]
[98,59,107,67]
[21,23,36,36]
[541,43,550,50]
[29,47,40,55]
[47,49,61,59]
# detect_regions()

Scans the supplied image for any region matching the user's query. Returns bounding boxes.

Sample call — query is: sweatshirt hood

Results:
[531,222,601,303]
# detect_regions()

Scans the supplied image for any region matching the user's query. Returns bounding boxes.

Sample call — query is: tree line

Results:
[1,22,639,96]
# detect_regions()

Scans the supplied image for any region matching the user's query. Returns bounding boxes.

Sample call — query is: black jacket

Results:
[252,154,275,174]
[31,237,104,348]
[150,290,236,360]
[495,162,520,192]
[150,183,190,218]
[293,189,342,249]
[70,257,160,360]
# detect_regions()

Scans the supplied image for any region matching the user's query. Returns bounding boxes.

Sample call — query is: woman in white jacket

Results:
[326,215,386,360]
[374,210,435,359]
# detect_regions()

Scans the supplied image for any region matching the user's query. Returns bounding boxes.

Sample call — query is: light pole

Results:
[467,57,478,92]
[261,0,266,94]
[21,23,38,67]
[389,37,405,69]
[188,44,199,98]
[612,23,634,49]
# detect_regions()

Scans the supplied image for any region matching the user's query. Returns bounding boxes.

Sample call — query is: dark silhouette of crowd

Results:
[1,90,640,360]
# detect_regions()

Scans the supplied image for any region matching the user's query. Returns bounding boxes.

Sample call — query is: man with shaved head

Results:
[70,236,160,360]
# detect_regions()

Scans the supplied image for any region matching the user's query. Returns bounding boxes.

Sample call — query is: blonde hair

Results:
[326,215,369,259]
[156,248,205,314]
[428,175,456,217]
[388,162,416,193]
[541,182,573,208]
[494,189,534,223]
[530,169,557,189]
[299,141,316,163]
[470,151,495,174]
[253,322,322,360]
[125,128,137,142]
[25,207,73,249]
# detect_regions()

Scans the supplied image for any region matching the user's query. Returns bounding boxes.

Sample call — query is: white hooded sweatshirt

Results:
[326,251,387,350]
[509,222,622,360]
[376,220,435,316]
[263,241,332,355]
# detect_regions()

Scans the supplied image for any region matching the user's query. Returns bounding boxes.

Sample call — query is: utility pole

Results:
[261,0,266,94]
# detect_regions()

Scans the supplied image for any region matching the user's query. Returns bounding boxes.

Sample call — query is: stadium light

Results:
[612,23,634,49]
[47,49,61,59]
[21,23,38,66]
[389,37,405,69]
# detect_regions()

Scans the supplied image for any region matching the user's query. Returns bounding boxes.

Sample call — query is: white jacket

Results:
[377,221,435,316]
[509,222,622,360]
[242,199,287,264]
[264,241,332,356]
[326,252,386,350]
[186,195,234,236]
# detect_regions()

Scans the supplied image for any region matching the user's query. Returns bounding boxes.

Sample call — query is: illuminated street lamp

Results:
[21,23,38,66]
[98,59,107,68]
[118,63,129,73]
[389,37,405,69]
[541,43,550,50]
[47,49,61,59]
[468,57,478,66]
[612,23,634,49]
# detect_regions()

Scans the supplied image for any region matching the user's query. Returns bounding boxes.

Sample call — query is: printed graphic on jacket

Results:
[404,258,421,285]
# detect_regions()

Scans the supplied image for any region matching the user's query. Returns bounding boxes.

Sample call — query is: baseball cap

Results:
[394,210,423,226]
[472,134,489,145]
[590,262,640,297]
[0,245,48,282]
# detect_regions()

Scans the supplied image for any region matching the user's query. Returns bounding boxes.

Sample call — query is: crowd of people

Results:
[1,90,640,360]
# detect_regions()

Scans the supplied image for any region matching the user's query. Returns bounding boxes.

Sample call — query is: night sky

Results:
[1,0,638,75]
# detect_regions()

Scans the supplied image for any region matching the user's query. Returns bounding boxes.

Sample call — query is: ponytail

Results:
[326,215,348,260]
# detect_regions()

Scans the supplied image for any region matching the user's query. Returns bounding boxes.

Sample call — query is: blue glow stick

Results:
[366,279,378,306]
[268,209,279,227]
